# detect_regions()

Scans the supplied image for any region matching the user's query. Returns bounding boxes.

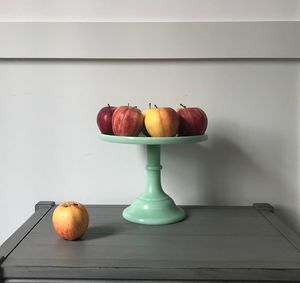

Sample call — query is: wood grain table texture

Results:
[1,202,300,282]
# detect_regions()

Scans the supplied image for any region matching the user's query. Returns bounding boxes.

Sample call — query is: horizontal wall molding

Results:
[0,21,299,59]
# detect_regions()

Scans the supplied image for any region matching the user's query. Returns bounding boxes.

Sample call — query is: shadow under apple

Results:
[81,225,119,240]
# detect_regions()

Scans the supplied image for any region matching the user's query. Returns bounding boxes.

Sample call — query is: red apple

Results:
[112,106,144,136]
[52,201,89,241]
[144,106,179,137]
[177,104,208,136]
[97,104,117,135]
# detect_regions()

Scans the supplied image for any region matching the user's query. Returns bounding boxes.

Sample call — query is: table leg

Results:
[122,144,185,225]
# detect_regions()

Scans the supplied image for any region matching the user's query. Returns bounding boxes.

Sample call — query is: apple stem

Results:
[107,104,111,110]
[180,103,186,108]
[149,103,151,109]
[154,104,158,108]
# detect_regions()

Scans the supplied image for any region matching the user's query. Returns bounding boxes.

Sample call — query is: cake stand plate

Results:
[100,134,208,225]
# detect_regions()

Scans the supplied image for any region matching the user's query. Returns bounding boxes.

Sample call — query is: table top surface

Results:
[1,203,300,282]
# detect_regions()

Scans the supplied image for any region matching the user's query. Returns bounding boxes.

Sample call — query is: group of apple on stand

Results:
[97,103,208,137]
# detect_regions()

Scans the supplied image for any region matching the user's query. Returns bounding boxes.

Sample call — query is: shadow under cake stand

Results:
[100,134,208,225]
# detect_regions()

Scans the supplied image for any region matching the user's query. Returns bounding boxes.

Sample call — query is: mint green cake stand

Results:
[100,134,208,225]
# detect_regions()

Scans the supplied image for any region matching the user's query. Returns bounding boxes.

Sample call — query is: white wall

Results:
[1,1,300,245]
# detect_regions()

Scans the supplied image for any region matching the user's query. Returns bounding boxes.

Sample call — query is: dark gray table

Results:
[1,202,300,282]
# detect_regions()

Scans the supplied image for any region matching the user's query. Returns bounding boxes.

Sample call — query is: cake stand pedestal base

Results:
[123,197,185,225]
[123,144,185,225]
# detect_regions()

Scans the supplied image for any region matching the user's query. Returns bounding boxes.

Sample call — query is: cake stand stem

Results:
[141,145,168,200]
[122,144,185,225]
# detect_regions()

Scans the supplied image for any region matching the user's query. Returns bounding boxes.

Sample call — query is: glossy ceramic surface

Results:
[100,134,207,224]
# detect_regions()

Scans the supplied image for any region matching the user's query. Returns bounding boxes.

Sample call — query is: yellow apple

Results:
[142,103,152,117]
[141,104,152,136]
[52,201,89,241]
[144,106,179,137]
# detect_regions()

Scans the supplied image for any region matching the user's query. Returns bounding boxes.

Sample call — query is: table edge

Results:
[0,201,55,264]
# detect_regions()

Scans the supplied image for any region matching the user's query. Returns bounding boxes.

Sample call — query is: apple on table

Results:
[52,201,89,241]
